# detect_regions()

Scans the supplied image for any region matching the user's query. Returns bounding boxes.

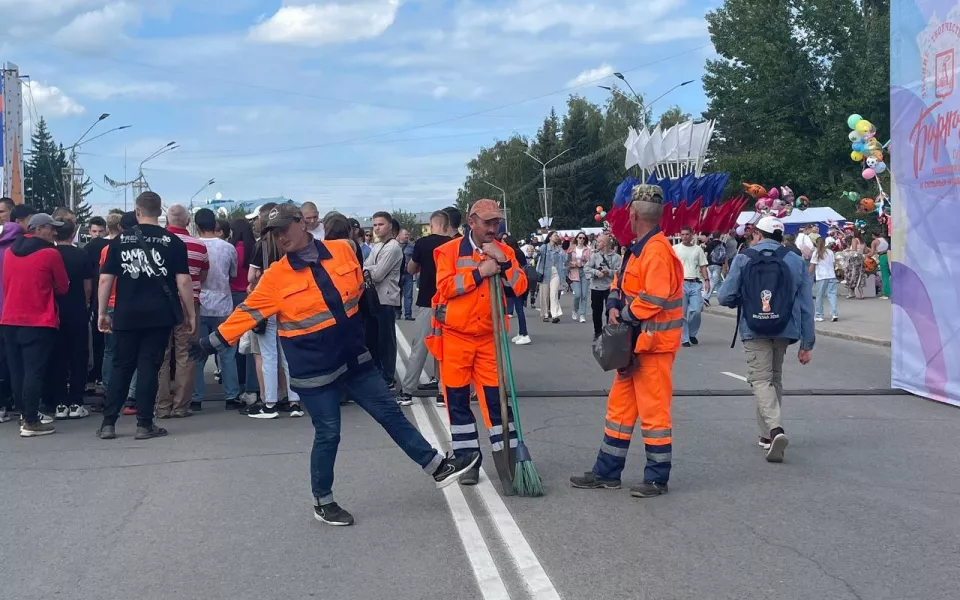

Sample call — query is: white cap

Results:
[755,216,784,235]
[245,204,264,220]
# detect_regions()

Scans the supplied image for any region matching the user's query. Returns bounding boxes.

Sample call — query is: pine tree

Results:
[24,116,93,222]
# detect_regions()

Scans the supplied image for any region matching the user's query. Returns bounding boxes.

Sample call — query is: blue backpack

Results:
[731,246,795,346]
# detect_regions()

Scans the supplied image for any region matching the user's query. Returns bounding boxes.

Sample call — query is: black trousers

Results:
[0,336,12,410]
[88,307,104,384]
[3,326,57,425]
[103,327,171,427]
[44,318,89,411]
[591,288,611,337]
[365,305,398,386]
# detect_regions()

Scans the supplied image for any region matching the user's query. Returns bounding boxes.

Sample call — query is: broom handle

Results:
[489,277,513,465]
[493,276,524,440]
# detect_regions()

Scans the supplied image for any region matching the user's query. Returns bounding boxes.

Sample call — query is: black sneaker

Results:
[249,404,280,419]
[314,501,354,526]
[630,481,668,498]
[276,400,293,413]
[96,425,116,439]
[189,401,202,412]
[682,342,692,348]
[396,393,414,407]
[387,381,398,394]
[459,466,480,486]
[417,379,439,391]
[239,400,264,415]
[224,398,244,410]
[134,425,169,440]
[436,394,446,407]
[288,403,305,418]
[433,452,481,488]
[690,336,699,345]
[551,317,560,324]
[570,471,621,489]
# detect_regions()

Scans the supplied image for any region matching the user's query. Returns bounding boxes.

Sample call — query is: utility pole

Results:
[524,148,570,226]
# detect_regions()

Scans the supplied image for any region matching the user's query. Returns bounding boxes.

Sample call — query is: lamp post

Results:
[524,148,571,225]
[189,178,216,209]
[481,180,508,231]
[607,75,695,127]
[64,114,131,210]
[134,141,178,197]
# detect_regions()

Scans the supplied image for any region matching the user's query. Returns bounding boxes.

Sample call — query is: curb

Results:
[702,307,891,348]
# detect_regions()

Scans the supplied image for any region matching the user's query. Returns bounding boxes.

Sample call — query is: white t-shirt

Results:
[574,247,586,264]
[810,249,836,281]
[307,224,325,241]
[673,243,708,280]
[796,233,815,260]
[198,237,239,317]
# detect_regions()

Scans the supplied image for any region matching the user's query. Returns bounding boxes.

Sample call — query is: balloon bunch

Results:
[841,190,888,218]
[847,114,887,180]
[742,182,795,218]
[593,205,607,222]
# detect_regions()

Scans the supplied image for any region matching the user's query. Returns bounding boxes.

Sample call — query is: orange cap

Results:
[469,199,503,220]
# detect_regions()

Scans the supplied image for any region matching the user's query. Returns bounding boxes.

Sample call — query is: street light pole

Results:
[524,148,571,225]
[189,178,216,209]
[65,113,109,211]
[609,75,695,127]
[481,180,508,230]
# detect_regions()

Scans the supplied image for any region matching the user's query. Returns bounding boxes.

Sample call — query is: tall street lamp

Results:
[481,180,508,231]
[189,178,216,209]
[524,148,571,225]
[64,114,131,210]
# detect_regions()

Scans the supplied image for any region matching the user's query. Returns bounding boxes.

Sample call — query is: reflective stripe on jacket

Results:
[430,236,528,337]
[607,229,683,354]
[213,239,371,390]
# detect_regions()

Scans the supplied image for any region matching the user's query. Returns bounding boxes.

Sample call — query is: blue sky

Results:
[1,0,717,216]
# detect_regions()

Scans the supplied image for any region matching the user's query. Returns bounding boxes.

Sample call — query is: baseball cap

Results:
[27,213,64,231]
[261,204,303,233]
[755,216,785,235]
[245,204,264,220]
[469,199,503,220]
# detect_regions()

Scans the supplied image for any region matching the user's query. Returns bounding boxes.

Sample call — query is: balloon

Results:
[848,131,864,143]
[773,199,785,209]
[860,198,875,212]
[774,208,788,218]
[862,168,876,180]
[600,210,607,217]
[780,186,794,202]
[844,191,859,202]
[866,139,882,151]
[594,214,602,222]
[855,119,873,135]
[851,151,864,162]
[768,187,780,200]
[874,161,887,174]
[743,183,767,198]
[852,142,866,152]
[847,114,863,129]
[865,156,878,168]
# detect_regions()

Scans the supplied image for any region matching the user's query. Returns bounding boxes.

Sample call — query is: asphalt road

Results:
[0,302,956,600]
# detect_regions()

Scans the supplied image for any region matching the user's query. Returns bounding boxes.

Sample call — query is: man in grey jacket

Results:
[583,233,622,340]
[363,211,403,391]
[718,216,815,463]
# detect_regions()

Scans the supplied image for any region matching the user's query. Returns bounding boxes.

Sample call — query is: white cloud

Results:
[642,18,709,44]
[432,86,449,99]
[76,79,177,100]
[25,81,86,118]
[53,1,142,49]
[249,0,401,47]
[462,0,687,36]
[566,64,614,87]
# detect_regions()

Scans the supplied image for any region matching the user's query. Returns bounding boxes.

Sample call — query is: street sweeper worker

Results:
[570,183,683,498]
[190,203,480,527]
[425,199,528,486]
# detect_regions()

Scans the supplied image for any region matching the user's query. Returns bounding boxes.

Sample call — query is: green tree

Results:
[657,105,692,129]
[24,116,93,222]
[391,208,422,239]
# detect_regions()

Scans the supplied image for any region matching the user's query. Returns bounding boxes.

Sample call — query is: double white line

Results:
[396,327,561,600]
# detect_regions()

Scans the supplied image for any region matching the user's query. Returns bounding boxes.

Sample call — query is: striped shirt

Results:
[167,226,209,303]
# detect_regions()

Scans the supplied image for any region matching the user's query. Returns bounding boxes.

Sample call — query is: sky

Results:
[0,0,718,216]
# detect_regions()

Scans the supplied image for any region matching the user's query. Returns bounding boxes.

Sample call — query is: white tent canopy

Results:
[736,207,846,226]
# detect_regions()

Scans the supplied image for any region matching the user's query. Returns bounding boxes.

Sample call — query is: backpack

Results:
[709,243,726,265]
[732,246,795,346]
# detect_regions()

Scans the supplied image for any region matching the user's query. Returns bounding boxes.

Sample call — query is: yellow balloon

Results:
[851,151,864,162]
[855,120,873,135]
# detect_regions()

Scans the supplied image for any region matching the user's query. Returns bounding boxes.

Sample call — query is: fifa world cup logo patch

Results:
[760,290,772,313]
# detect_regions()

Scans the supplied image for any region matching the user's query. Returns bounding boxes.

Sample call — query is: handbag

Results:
[592,322,634,372]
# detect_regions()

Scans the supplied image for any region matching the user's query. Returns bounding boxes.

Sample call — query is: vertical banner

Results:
[891,2,960,406]
[1,63,24,204]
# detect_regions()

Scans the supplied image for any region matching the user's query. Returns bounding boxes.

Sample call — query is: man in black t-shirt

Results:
[43,219,93,419]
[96,192,194,440]
[84,215,110,389]
[397,211,451,404]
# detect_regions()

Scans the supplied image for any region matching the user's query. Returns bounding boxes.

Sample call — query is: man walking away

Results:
[673,226,710,347]
[157,204,208,417]
[704,231,726,302]
[718,216,815,463]
[584,233,622,341]
[97,192,195,440]
[397,211,450,406]
[0,197,23,423]
[398,228,415,321]
[1,214,69,437]
[46,219,93,420]
[192,208,241,410]
[363,211,403,391]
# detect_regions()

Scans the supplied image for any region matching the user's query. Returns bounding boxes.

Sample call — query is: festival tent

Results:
[736,207,846,236]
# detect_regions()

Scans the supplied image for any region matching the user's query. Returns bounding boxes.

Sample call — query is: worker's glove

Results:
[188,336,215,361]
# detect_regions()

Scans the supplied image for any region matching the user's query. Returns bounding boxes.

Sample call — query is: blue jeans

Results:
[299,367,444,503]
[508,296,528,336]
[401,275,414,319]
[571,271,590,318]
[815,278,838,319]
[681,280,704,344]
[705,265,722,299]
[194,315,240,401]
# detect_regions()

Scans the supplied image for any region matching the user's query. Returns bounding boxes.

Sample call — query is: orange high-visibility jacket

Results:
[607,229,684,354]
[430,236,527,338]
[210,239,371,389]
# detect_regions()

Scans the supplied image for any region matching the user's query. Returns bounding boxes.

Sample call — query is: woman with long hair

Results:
[842,231,866,299]
[537,231,567,323]
[567,231,592,323]
[503,235,531,345]
[810,236,839,322]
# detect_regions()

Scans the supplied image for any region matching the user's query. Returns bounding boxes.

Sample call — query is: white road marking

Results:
[397,324,562,600]
[722,371,748,382]
[396,360,510,600]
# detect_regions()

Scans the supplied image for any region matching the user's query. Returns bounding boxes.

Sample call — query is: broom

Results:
[492,274,544,497]
[488,277,517,496]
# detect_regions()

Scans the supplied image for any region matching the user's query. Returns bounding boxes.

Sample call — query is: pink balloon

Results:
[768,187,780,200]
[862,168,876,180]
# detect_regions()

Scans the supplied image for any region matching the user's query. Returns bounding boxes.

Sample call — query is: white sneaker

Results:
[39,413,55,425]
[514,335,532,345]
[55,405,70,420]
[579,316,586,323]
[0,408,10,423]
[815,317,824,322]
[68,405,90,419]
[511,335,521,343]
[831,315,839,322]
[288,403,305,418]
[572,313,578,322]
